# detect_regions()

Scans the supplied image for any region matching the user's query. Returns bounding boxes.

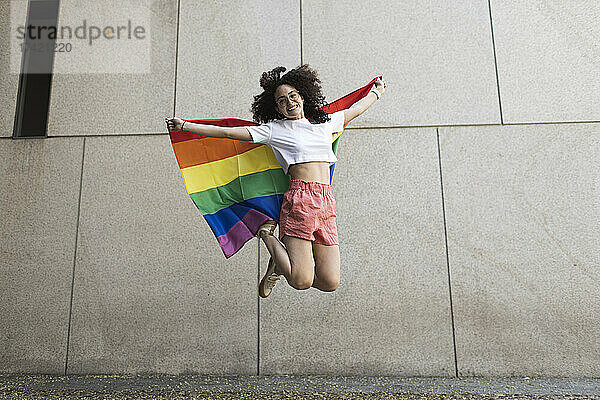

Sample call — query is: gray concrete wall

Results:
[1,0,24,137]
[1,0,599,377]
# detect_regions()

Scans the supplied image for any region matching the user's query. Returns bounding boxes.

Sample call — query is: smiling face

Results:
[274,84,305,120]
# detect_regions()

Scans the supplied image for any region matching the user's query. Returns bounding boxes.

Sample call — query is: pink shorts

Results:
[279,179,339,246]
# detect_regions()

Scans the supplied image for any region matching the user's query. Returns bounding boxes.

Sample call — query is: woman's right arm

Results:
[165,117,252,141]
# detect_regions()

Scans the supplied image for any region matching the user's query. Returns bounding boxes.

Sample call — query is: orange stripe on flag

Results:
[172,137,263,169]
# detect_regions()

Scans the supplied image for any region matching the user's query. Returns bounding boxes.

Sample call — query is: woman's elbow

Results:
[345,109,362,125]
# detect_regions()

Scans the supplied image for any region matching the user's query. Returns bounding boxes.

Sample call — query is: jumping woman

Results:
[166,64,386,298]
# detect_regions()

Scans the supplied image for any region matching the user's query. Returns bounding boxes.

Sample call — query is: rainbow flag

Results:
[169,77,379,258]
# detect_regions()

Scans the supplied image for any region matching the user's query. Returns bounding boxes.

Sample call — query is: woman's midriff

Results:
[288,161,331,184]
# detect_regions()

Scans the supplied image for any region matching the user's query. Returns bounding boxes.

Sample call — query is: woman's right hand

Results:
[374,77,386,96]
[165,117,184,132]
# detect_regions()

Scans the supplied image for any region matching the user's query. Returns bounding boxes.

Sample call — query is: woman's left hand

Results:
[374,77,386,95]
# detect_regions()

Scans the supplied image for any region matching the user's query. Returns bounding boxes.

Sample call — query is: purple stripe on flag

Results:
[217,209,273,258]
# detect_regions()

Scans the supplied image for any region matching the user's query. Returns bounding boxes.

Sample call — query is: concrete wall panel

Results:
[260,127,455,376]
[3,0,600,378]
[0,137,84,373]
[67,135,257,374]
[1,1,26,137]
[439,123,600,376]
[176,0,300,121]
[491,1,600,123]
[302,0,500,127]
[46,0,177,136]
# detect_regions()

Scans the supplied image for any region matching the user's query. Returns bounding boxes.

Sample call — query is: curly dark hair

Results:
[251,64,330,124]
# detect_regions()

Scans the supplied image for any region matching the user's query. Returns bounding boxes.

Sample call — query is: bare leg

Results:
[259,232,291,277]
[260,233,315,290]
[311,242,341,292]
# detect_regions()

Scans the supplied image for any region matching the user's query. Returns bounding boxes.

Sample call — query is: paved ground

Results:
[0,375,599,399]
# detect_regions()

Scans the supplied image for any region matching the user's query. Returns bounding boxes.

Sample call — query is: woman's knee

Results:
[289,271,314,290]
[282,235,314,290]
[316,275,339,292]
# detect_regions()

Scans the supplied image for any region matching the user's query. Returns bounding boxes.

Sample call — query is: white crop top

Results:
[246,110,345,175]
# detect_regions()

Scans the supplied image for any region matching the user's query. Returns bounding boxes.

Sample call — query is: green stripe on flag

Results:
[190,168,290,215]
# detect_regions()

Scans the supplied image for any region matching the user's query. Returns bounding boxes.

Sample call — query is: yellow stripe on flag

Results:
[180,145,280,194]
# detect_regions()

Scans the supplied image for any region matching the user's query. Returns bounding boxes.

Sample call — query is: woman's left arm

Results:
[344,77,386,125]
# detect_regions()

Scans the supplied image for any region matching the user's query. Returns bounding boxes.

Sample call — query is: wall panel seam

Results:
[64,137,86,375]
[172,0,182,117]
[27,119,600,141]
[487,0,504,124]
[436,128,459,378]
[299,0,303,65]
